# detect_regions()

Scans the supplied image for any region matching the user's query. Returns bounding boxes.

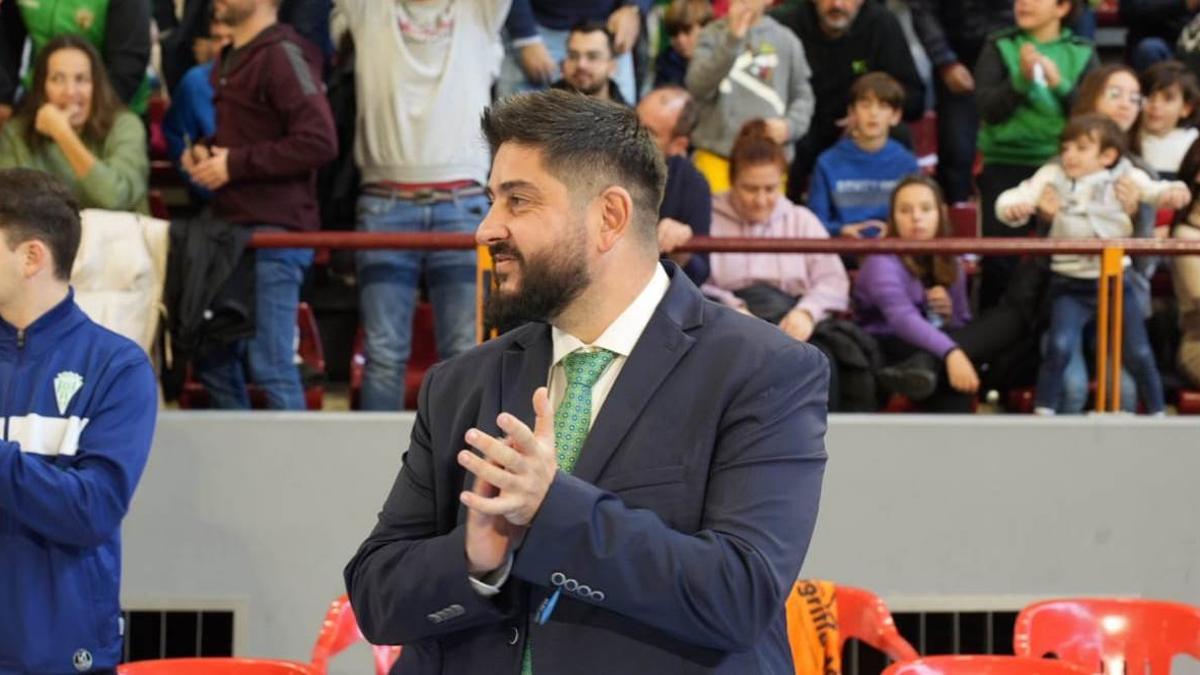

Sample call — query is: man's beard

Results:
[484,238,590,333]
[567,74,606,98]
[214,1,253,26]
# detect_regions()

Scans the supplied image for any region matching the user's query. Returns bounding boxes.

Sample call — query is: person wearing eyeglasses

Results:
[551,22,626,104]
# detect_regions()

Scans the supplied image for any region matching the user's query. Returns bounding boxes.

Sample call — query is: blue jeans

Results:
[497,24,637,103]
[1057,331,1137,413]
[1036,274,1165,413]
[356,193,482,411]
[195,240,314,410]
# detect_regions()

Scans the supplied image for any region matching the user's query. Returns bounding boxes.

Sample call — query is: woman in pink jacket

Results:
[703,120,850,343]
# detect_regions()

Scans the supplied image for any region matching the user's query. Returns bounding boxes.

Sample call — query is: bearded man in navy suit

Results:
[345,89,829,675]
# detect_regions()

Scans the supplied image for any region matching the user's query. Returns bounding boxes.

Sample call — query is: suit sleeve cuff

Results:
[468,554,514,597]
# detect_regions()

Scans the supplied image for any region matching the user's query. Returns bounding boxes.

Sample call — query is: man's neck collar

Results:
[232,14,278,49]
[0,285,70,332]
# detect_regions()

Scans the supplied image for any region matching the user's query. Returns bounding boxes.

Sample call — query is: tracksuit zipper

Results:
[2,330,24,441]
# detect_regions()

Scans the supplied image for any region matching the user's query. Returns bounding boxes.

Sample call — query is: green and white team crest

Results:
[54,371,84,415]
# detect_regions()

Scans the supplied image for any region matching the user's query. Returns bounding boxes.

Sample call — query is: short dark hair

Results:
[664,0,712,37]
[1061,113,1127,160]
[849,72,905,111]
[481,90,667,245]
[1141,60,1200,125]
[568,20,616,57]
[0,169,82,281]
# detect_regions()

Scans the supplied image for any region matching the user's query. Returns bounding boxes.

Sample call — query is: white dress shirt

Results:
[470,264,671,595]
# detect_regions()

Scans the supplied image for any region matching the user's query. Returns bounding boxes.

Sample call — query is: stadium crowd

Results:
[2,0,1200,414]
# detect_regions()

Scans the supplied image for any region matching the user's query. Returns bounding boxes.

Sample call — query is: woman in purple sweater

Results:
[854,175,993,412]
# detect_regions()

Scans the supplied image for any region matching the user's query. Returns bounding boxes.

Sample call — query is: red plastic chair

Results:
[835,584,920,662]
[118,658,316,674]
[1014,598,1200,675]
[310,595,401,675]
[883,656,1094,675]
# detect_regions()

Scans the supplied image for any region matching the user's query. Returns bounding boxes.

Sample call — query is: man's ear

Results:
[666,135,690,157]
[596,186,634,252]
[20,240,53,279]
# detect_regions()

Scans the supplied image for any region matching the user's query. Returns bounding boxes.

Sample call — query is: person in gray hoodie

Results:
[996,114,1189,416]
[685,0,814,193]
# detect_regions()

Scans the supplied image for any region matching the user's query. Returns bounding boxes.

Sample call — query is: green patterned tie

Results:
[522,348,616,674]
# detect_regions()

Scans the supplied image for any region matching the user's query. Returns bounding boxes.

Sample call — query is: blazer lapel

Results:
[499,324,553,433]
[571,265,703,484]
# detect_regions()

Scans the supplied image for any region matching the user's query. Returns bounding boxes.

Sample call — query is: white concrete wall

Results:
[122,413,1200,673]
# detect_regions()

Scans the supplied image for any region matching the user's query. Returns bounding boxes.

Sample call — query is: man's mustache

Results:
[489,243,523,262]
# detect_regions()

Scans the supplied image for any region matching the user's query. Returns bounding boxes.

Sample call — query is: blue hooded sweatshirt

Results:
[0,291,156,674]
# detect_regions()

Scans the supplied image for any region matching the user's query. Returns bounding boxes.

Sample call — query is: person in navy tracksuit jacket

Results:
[0,169,157,675]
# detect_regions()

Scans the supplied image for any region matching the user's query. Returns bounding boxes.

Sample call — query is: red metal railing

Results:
[247,232,1200,413]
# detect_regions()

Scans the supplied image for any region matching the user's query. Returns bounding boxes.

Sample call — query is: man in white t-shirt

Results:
[334,0,511,410]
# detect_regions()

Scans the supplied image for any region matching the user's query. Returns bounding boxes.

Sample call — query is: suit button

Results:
[427,612,442,624]
[592,590,605,602]
[508,627,520,645]
[550,572,566,586]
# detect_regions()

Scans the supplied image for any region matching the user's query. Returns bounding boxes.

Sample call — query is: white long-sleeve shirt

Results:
[334,0,510,185]
[995,157,1186,278]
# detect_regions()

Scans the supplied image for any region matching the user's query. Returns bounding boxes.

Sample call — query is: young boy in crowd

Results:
[1137,60,1200,179]
[807,72,919,238]
[996,114,1190,416]
[974,0,1097,310]
[686,0,814,193]
[656,0,713,87]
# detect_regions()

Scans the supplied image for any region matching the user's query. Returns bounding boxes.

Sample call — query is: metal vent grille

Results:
[121,610,235,662]
[844,610,1019,675]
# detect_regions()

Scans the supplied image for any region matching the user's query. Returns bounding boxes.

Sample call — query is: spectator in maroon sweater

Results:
[182,0,336,410]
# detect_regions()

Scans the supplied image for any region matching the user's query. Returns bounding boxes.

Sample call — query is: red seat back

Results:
[836,584,920,662]
[884,655,1093,675]
[1014,598,1200,675]
[119,658,315,674]
[309,595,402,675]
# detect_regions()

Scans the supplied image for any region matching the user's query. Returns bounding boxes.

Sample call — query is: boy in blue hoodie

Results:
[0,168,157,674]
[807,71,919,238]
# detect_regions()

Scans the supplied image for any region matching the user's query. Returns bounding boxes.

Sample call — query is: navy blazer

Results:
[344,262,829,674]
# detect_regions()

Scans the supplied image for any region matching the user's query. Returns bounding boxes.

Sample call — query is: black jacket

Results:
[162,213,255,399]
[771,0,925,164]
[908,0,1014,69]
[1120,0,1196,61]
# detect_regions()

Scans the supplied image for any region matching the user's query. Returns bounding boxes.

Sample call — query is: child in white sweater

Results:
[996,114,1190,415]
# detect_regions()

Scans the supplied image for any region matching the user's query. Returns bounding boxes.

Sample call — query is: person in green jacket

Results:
[974,0,1097,311]
[0,35,149,214]
[0,0,152,119]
